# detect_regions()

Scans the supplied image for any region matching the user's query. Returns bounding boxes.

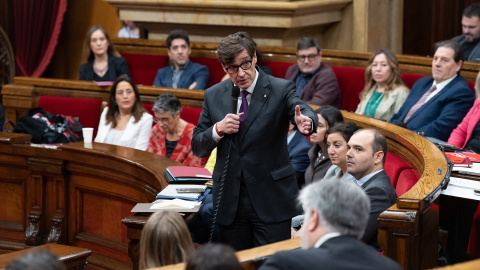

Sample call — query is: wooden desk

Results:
[0,243,91,270]
[0,133,181,269]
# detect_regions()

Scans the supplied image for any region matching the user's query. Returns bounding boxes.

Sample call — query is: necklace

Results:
[93,60,108,75]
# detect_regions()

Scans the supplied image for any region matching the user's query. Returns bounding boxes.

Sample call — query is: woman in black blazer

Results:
[79,25,130,82]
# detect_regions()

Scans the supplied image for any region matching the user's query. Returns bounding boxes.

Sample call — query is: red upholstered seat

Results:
[37,96,102,138]
[384,153,412,188]
[143,104,202,126]
[395,169,419,197]
[401,73,425,90]
[331,66,365,112]
[121,53,169,86]
[264,61,295,79]
[189,56,225,88]
[467,81,476,95]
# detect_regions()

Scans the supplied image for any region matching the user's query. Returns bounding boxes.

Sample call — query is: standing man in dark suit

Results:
[287,122,312,188]
[153,29,210,89]
[390,40,475,141]
[259,178,401,270]
[192,32,318,251]
[346,128,397,250]
[284,37,341,107]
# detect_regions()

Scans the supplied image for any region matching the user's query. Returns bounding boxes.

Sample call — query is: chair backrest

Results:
[331,66,365,112]
[121,53,169,85]
[37,96,102,138]
[189,56,225,88]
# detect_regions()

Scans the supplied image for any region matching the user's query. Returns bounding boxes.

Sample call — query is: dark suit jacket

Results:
[303,144,332,185]
[258,235,401,270]
[288,131,312,186]
[285,63,341,107]
[153,61,209,90]
[79,56,130,82]
[192,68,318,225]
[390,75,474,141]
[361,170,397,249]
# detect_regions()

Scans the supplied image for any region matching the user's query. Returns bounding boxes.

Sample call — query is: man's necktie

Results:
[403,85,436,123]
[239,90,249,130]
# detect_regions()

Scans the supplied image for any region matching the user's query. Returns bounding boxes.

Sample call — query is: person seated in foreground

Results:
[139,210,194,269]
[448,71,480,152]
[6,249,66,270]
[285,37,341,107]
[148,93,208,167]
[304,105,344,186]
[324,122,358,181]
[390,40,475,141]
[94,74,152,150]
[153,29,209,89]
[346,128,397,250]
[355,49,409,121]
[186,243,242,270]
[259,178,401,270]
[79,25,130,82]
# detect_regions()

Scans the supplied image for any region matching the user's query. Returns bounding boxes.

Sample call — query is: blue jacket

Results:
[288,130,312,186]
[390,75,474,141]
[152,61,209,90]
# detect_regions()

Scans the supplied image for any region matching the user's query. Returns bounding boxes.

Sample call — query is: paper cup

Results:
[82,128,94,143]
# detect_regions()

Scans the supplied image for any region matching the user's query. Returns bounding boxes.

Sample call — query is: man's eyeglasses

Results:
[297,54,319,62]
[224,60,253,74]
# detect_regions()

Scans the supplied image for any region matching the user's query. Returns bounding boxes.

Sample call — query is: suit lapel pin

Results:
[264,95,266,98]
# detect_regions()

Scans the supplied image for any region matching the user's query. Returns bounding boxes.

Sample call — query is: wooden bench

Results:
[0,244,91,270]
[112,38,479,112]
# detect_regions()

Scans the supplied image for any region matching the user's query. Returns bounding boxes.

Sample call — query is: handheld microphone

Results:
[231,86,240,114]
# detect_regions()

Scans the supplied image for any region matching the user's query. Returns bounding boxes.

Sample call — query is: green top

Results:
[364,91,385,118]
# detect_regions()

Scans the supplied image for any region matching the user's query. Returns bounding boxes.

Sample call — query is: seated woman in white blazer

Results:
[95,74,152,150]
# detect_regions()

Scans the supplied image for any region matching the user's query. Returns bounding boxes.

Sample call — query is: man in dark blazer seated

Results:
[287,122,312,188]
[153,29,209,90]
[390,40,475,141]
[259,178,401,270]
[284,37,341,107]
[346,128,397,250]
[192,32,318,251]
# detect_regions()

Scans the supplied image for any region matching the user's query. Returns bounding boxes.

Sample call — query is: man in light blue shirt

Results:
[346,128,397,250]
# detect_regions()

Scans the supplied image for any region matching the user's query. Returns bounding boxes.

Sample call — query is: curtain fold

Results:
[14,0,67,77]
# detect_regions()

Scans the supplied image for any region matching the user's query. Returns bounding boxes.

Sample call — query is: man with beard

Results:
[453,3,480,62]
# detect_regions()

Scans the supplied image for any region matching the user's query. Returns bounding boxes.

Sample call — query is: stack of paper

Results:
[156,184,210,201]
[165,166,212,184]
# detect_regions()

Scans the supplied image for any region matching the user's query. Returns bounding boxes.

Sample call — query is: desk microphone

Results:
[231,86,240,114]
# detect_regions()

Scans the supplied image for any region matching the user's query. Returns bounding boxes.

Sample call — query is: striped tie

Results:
[403,85,436,123]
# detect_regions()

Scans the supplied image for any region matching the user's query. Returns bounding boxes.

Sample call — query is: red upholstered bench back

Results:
[143,104,202,126]
[190,56,225,88]
[384,152,419,196]
[264,61,295,79]
[331,66,365,112]
[37,96,103,138]
[401,73,425,90]
[121,53,169,85]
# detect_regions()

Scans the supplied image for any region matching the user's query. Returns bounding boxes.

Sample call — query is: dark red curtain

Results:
[14,0,67,77]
